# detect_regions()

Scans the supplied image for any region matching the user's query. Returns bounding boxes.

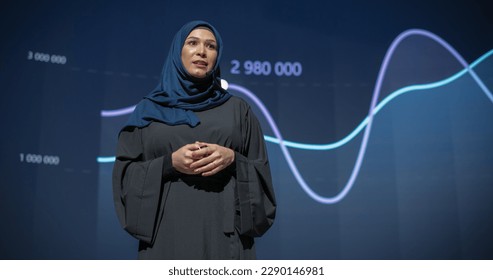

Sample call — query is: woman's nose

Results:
[196,44,206,56]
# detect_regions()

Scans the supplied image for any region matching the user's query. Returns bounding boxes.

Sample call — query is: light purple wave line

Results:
[232,29,491,204]
[101,105,136,117]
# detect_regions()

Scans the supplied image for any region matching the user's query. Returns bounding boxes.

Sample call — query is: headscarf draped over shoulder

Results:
[123,20,231,130]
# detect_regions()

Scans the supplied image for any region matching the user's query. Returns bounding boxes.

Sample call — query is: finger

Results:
[192,142,210,154]
[183,150,198,160]
[193,159,221,174]
[183,143,205,158]
[186,143,202,151]
[194,141,211,148]
[190,148,209,160]
[202,161,224,175]
[191,159,215,173]
[190,150,220,169]
[177,144,196,160]
[201,165,223,177]
[200,165,224,177]
[191,144,218,159]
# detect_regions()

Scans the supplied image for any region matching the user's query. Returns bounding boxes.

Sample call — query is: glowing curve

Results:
[98,29,493,204]
[101,105,136,117]
[263,48,493,150]
[233,29,493,204]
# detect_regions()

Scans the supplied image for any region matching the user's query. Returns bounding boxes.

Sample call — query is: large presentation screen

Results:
[0,0,492,259]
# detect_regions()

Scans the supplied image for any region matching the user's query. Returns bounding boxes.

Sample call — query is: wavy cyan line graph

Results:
[99,29,493,204]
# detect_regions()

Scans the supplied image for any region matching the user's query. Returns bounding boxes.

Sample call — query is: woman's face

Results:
[181,28,218,79]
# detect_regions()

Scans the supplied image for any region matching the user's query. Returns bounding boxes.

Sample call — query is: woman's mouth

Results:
[193,60,208,68]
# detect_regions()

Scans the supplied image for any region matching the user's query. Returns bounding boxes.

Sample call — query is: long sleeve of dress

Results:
[112,127,175,244]
[234,105,276,237]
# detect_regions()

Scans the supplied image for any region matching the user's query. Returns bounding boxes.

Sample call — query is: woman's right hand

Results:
[171,143,204,175]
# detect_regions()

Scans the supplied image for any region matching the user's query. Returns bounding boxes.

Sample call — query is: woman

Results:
[112,20,276,259]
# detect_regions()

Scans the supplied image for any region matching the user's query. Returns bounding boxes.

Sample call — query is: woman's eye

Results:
[207,44,217,50]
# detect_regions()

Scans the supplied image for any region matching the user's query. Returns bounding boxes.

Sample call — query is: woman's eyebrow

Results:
[186,36,216,43]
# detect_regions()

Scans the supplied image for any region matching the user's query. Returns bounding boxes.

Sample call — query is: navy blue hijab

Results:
[123,20,231,130]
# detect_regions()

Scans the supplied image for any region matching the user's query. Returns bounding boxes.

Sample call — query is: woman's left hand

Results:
[189,142,235,176]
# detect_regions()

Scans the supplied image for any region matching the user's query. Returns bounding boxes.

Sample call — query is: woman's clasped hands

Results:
[172,141,235,176]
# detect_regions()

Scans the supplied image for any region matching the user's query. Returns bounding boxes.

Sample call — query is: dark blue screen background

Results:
[1,0,492,259]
